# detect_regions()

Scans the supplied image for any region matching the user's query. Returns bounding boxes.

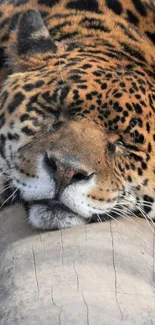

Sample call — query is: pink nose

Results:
[44,153,94,196]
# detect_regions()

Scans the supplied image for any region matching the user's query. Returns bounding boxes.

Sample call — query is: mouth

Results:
[25,198,121,230]
[25,198,87,230]
[1,178,124,230]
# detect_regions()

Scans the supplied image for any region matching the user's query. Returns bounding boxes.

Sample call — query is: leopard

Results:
[0,0,155,230]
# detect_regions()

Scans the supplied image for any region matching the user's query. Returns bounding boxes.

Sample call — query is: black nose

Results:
[44,153,94,187]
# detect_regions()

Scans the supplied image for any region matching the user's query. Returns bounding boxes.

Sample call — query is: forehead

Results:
[6,61,147,95]
[2,64,148,114]
[1,60,152,152]
[3,60,150,123]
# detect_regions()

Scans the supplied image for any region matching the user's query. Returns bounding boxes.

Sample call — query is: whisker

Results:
[0,185,12,196]
[0,187,19,209]
[112,207,138,224]
[135,205,154,232]
[96,214,102,223]
[105,212,119,223]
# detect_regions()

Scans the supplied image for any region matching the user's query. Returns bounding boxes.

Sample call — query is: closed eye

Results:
[52,120,63,132]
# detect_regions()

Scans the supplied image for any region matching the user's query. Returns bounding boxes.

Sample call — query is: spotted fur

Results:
[0,0,155,229]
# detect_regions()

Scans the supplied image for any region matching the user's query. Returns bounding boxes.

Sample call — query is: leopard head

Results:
[0,10,155,229]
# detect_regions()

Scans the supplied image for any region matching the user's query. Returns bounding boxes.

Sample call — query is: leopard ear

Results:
[9,10,58,72]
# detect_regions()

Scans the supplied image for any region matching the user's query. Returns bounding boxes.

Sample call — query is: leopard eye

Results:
[115,141,130,157]
[107,140,125,155]
[115,141,124,148]
[52,120,63,132]
[107,141,116,154]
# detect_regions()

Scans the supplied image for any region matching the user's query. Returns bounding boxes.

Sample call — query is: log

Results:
[0,204,155,325]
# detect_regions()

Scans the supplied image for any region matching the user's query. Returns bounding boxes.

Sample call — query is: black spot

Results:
[0,113,5,129]
[21,126,36,136]
[23,84,34,92]
[144,195,154,203]
[20,113,30,122]
[135,94,141,100]
[69,75,81,81]
[120,82,125,88]
[138,168,143,176]
[125,164,130,170]
[121,116,125,123]
[139,86,146,95]
[89,105,95,111]
[129,88,135,94]
[133,103,142,114]
[78,85,87,90]
[113,92,123,98]
[113,102,122,112]
[0,134,6,159]
[146,122,150,133]
[0,47,5,69]
[123,110,129,117]
[8,133,20,141]
[142,179,148,186]
[43,90,58,103]
[132,131,144,144]
[81,64,92,69]
[140,100,147,108]
[35,80,44,88]
[145,31,155,44]
[106,0,123,15]
[127,175,132,182]
[132,0,147,16]
[93,71,102,77]
[101,83,107,90]
[141,162,147,170]
[8,92,25,114]
[148,143,152,153]
[143,195,154,213]
[86,93,92,100]
[67,0,100,13]
[124,143,142,153]
[132,82,138,91]
[126,9,139,25]
[73,90,80,100]
[59,85,70,104]
[38,0,60,7]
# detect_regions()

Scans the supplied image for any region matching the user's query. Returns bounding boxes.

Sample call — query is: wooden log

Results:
[0,204,155,324]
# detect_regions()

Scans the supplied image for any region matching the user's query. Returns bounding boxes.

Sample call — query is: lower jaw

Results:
[5,184,120,228]
[25,199,87,230]
[25,198,118,226]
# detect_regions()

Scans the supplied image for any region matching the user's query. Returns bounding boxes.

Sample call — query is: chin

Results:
[25,199,87,230]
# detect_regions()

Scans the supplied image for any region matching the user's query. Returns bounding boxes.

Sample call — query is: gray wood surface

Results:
[0,204,155,324]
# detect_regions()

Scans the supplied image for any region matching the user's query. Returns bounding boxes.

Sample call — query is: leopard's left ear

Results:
[8,9,58,72]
